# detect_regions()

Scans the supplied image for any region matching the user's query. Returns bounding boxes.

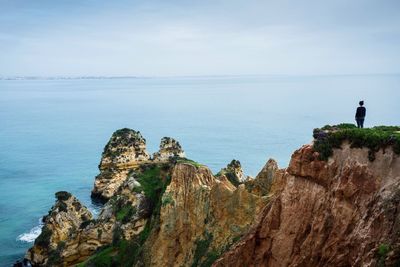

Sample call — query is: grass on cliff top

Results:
[313,124,400,161]
[173,157,203,168]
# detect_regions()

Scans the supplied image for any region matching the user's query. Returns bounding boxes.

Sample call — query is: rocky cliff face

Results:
[91,128,150,202]
[217,159,249,186]
[245,158,280,196]
[214,144,400,267]
[26,192,93,266]
[26,128,268,266]
[92,131,185,203]
[145,163,265,267]
[25,126,400,267]
[153,137,185,161]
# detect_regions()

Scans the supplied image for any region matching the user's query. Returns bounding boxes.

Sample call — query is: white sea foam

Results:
[17,222,43,243]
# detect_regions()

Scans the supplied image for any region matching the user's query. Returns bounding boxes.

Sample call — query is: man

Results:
[355,100,366,128]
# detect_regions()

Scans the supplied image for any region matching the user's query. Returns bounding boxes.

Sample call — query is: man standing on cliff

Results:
[355,101,366,128]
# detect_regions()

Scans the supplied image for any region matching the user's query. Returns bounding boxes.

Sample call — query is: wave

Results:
[17,220,43,243]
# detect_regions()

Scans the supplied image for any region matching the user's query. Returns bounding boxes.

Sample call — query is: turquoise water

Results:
[0,75,399,265]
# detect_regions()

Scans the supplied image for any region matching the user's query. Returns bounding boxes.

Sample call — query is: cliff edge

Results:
[24,125,400,266]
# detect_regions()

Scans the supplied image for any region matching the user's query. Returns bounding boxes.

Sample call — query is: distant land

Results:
[1,73,400,81]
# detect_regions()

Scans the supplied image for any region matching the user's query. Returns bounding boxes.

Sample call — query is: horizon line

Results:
[1,72,399,80]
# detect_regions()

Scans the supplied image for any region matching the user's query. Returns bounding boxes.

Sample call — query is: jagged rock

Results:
[25,127,400,266]
[153,137,185,161]
[217,159,248,187]
[214,144,400,267]
[26,192,93,266]
[26,176,152,266]
[91,128,150,202]
[144,163,266,267]
[245,158,280,196]
[99,128,150,169]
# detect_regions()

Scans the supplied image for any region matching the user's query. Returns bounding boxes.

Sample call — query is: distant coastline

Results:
[1,73,400,81]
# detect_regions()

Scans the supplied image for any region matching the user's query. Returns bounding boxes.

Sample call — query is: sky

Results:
[0,0,400,77]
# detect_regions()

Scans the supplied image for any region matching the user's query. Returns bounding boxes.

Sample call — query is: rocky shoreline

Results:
[20,125,400,266]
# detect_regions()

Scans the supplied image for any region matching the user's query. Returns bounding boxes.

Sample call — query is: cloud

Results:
[0,0,399,76]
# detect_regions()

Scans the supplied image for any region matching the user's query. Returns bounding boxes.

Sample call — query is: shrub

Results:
[82,164,173,266]
[57,201,68,212]
[191,232,213,267]
[85,246,115,267]
[55,191,72,201]
[313,125,400,161]
[378,243,390,257]
[112,225,123,246]
[174,157,203,168]
[377,243,390,267]
[116,206,137,223]
[161,192,174,207]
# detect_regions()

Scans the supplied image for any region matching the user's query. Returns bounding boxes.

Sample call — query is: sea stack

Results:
[91,128,150,202]
[153,137,185,161]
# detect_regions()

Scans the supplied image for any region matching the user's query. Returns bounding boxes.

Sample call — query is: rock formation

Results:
[25,191,93,266]
[145,163,265,266]
[245,158,280,196]
[214,144,400,267]
[153,137,185,161]
[91,128,150,202]
[217,159,248,186]
[25,125,400,266]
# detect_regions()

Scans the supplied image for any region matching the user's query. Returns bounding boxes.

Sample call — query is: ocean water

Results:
[0,75,399,265]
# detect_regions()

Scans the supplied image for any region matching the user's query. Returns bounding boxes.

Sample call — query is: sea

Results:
[0,75,399,265]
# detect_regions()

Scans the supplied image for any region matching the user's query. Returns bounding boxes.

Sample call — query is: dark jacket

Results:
[355,106,366,118]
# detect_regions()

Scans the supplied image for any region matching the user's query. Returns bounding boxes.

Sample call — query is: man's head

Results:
[359,100,364,106]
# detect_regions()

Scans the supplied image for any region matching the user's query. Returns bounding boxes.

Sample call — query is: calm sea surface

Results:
[0,75,399,265]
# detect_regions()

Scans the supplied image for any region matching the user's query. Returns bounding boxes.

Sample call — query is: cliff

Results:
[214,126,400,267]
[24,125,400,266]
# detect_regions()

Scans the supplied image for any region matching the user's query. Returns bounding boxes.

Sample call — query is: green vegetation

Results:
[174,157,203,168]
[313,124,400,161]
[320,123,358,130]
[135,165,172,214]
[57,201,68,212]
[225,172,241,187]
[83,246,115,267]
[161,192,175,207]
[191,232,214,267]
[47,241,66,265]
[191,231,243,267]
[215,159,242,187]
[116,206,137,223]
[377,243,390,267]
[55,191,72,201]
[80,164,172,267]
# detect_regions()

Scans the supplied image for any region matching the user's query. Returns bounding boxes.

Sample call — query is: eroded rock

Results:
[153,137,185,161]
[245,158,280,196]
[214,144,400,267]
[217,159,248,187]
[26,192,93,266]
[91,128,150,202]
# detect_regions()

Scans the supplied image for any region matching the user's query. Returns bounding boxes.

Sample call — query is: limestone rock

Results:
[99,128,150,170]
[25,191,93,266]
[145,163,265,267]
[153,137,185,161]
[217,159,248,187]
[91,128,150,202]
[245,158,280,196]
[214,144,400,267]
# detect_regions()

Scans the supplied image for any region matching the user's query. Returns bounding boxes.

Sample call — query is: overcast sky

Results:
[1,0,399,76]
